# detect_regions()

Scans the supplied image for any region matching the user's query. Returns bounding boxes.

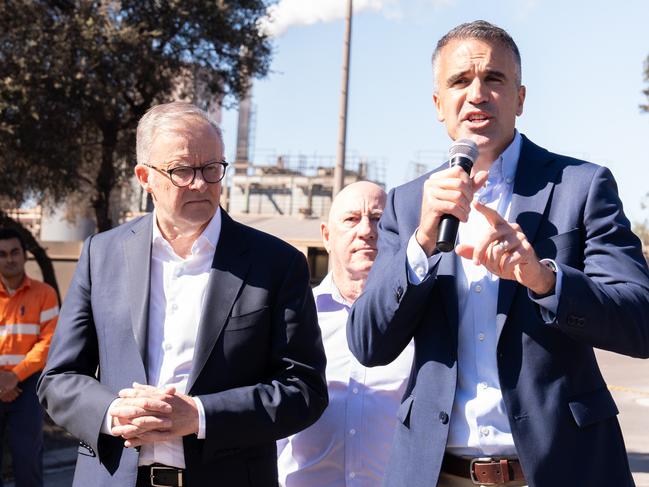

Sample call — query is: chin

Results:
[184,206,216,222]
[463,132,491,146]
[349,261,374,275]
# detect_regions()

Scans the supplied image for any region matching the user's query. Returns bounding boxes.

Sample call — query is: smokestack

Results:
[235,86,252,168]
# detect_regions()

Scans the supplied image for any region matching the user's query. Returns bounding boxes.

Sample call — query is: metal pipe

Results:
[333,0,353,198]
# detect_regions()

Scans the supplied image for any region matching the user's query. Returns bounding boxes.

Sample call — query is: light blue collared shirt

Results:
[277,273,414,486]
[406,131,561,456]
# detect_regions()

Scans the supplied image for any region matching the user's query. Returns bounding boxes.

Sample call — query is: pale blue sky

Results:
[220,0,649,224]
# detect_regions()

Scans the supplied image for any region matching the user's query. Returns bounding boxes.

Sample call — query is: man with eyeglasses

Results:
[38,101,328,487]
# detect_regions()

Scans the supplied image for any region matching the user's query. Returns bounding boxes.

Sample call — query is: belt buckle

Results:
[150,466,183,487]
[469,457,496,485]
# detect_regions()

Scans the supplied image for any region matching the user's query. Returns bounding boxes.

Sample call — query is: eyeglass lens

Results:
[170,162,225,186]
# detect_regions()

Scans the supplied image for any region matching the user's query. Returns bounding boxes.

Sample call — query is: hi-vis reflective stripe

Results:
[0,324,40,337]
[40,306,59,322]
[0,354,26,366]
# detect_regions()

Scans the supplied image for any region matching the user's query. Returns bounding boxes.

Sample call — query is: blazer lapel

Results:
[416,165,460,342]
[123,214,153,374]
[497,135,561,322]
[187,211,250,393]
[436,251,459,344]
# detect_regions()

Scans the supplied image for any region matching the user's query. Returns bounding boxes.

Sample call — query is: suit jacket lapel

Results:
[416,164,460,342]
[497,135,561,323]
[437,251,459,344]
[123,214,153,375]
[187,211,250,393]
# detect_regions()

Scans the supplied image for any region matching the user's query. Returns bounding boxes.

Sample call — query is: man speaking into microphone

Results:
[347,20,649,487]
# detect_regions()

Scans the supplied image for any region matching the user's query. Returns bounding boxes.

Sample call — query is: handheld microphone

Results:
[436,139,479,253]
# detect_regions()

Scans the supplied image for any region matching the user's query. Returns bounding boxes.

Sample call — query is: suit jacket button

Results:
[438,411,449,424]
[395,286,404,301]
[567,314,584,328]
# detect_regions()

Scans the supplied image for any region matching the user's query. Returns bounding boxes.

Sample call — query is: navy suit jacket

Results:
[38,210,328,487]
[347,135,649,487]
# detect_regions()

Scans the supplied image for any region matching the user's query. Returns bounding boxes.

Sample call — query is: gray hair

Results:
[432,20,522,91]
[136,101,224,166]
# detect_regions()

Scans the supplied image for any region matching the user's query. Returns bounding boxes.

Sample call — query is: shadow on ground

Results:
[629,452,649,474]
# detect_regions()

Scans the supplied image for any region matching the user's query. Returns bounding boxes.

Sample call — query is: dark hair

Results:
[0,228,27,253]
[432,20,522,89]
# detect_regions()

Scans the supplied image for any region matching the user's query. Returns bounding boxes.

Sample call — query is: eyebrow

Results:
[163,159,222,169]
[445,71,469,87]
[445,68,508,87]
[341,210,383,217]
[484,69,507,80]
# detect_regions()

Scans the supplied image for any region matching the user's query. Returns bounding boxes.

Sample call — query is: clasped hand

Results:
[0,371,21,403]
[417,165,555,295]
[109,382,199,448]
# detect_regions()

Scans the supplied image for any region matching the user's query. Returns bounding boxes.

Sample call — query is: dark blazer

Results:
[38,210,328,487]
[347,135,649,487]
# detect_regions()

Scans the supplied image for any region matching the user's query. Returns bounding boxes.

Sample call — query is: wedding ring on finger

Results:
[495,240,510,251]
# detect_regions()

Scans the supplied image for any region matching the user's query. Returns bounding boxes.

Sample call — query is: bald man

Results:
[277,182,415,486]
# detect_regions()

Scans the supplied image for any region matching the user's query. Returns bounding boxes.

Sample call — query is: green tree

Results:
[0,0,273,232]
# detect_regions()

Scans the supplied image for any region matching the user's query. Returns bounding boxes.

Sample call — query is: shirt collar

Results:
[151,207,222,258]
[486,130,521,187]
[0,275,30,296]
[313,272,351,312]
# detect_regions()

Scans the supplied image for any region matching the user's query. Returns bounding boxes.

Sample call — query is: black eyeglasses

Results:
[144,160,228,188]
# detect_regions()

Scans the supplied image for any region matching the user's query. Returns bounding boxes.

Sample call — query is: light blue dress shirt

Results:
[277,273,414,486]
[406,131,561,456]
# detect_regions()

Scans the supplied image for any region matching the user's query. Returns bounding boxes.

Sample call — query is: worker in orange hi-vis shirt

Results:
[0,228,58,487]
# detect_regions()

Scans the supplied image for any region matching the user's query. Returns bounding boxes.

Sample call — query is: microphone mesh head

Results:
[448,139,478,162]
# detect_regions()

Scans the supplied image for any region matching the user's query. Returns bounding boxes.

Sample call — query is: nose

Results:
[357,216,377,240]
[188,169,209,192]
[467,77,488,105]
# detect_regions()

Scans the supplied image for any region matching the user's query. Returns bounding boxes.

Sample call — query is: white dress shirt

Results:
[102,209,220,468]
[445,134,520,456]
[277,273,415,486]
[406,132,561,457]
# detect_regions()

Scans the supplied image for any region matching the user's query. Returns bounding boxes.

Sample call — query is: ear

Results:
[433,91,445,122]
[134,165,153,193]
[321,222,331,253]
[516,85,526,117]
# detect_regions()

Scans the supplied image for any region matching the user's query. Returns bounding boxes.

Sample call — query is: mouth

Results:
[354,247,377,254]
[463,112,492,125]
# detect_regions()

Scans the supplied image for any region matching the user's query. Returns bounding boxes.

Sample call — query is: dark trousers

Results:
[0,374,43,487]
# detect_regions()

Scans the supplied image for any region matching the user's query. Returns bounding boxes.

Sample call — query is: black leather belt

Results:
[137,464,185,487]
[442,454,526,485]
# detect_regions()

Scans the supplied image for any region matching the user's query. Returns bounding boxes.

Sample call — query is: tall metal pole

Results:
[333,0,352,198]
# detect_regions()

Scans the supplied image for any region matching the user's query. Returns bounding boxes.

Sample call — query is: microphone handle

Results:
[436,215,460,253]
[435,155,474,253]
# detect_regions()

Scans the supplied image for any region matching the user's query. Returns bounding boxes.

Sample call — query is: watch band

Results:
[541,258,558,273]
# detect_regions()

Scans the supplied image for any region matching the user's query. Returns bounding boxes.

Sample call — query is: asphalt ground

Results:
[595,349,649,487]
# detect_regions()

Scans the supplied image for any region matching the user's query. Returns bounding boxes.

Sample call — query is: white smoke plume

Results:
[260,0,399,38]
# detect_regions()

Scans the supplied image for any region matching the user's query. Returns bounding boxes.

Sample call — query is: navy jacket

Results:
[38,210,328,487]
[347,135,649,487]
